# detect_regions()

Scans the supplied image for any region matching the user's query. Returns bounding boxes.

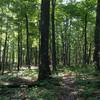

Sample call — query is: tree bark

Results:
[83,12,88,64]
[25,13,30,69]
[51,0,57,71]
[2,32,7,74]
[17,18,22,71]
[38,0,51,80]
[94,0,100,71]
[0,25,2,70]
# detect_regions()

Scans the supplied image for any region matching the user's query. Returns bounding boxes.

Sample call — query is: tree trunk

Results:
[0,26,2,70]
[83,12,88,64]
[5,45,9,66]
[17,18,22,71]
[0,43,1,70]
[51,0,57,71]
[25,13,30,69]
[38,0,51,80]
[35,47,38,66]
[2,32,7,74]
[12,41,15,67]
[68,19,71,66]
[94,0,100,71]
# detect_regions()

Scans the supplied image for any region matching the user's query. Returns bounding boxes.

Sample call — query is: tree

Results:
[2,23,8,74]
[51,0,57,71]
[17,16,22,71]
[94,0,100,71]
[25,13,30,69]
[38,0,51,80]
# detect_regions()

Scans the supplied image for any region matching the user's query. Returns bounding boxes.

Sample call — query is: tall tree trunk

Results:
[68,19,71,66]
[94,0,100,71]
[5,45,9,66]
[25,13,30,69]
[61,23,65,65]
[17,18,22,71]
[20,23,22,67]
[2,32,7,74]
[68,42,71,66]
[64,19,68,66]
[83,12,88,64]
[0,26,2,70]
[0,39,2,70]
[18,23,20,71]
[8,52,11,71]
[12,42,15,67]
[38,0,51,80]
[61,31,65,65]
[51,0,57,71]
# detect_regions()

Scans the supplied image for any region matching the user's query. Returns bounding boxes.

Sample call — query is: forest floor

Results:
[57,72,78,100]
[0,65,100,100]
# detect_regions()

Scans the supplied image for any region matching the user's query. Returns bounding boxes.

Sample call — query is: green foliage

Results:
[73,65,100,100]
[0,96,9,100]
[0,68,61,100]
[0,0,99,99]
[23,68,38,77]
[28,86,58,100]
[76,79,100,99]
[27,78,61,100]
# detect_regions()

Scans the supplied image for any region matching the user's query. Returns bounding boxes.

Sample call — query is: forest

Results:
[0,0,100,100]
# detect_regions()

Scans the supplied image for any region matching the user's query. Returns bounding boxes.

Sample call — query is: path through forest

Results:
[58,73,78,100]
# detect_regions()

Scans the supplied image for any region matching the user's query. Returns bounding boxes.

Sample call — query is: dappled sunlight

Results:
[0,0,99,99]
[75,71,100,99]
[0,80,11,86]
[0,67,38,88]
[0,66,100,99]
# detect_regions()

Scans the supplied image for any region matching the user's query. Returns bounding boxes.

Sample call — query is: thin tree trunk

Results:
[18,23,20,71]
[17,18,22,71]
[0,26,2,70]
[35,47,38,66]
[5,45,9,66]
[87,43,92,64]
[12,42,15,67]
[2,32,7,74]
[68,19,71,66]
[25,13,30,69]
[51,0,57,71]
[83,12,88,64]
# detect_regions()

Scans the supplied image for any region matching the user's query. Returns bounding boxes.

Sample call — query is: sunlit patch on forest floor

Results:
[68,65,100,100]
[0,66,38,86]
[0,65,100,100]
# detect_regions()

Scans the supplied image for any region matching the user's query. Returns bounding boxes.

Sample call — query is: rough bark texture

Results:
[2,32,7,74]
[51,0,57,71]
[18,18,22,71]
[83,12,88,64]
[0,26,2,70]
[25,13,30,69]
[38,0,51,80]
[94,0,100,71]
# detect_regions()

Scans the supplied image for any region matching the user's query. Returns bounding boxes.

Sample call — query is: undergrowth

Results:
[0,65,100,100]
